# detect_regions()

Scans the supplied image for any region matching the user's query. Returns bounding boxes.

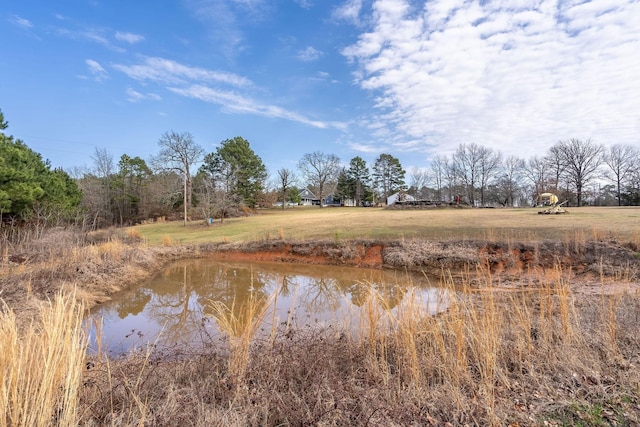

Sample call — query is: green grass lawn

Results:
[134,205,640,246]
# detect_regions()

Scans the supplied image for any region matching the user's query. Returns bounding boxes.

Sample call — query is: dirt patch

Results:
[204,240,385,268]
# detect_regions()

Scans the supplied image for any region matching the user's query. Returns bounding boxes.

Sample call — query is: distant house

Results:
[323,194,342,207]
[299,188,320,206]
[386,191,416,206]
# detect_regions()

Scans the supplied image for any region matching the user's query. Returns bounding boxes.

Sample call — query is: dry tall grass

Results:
[2,216,639,425]
[0,292,86,427]
[1,268,638,425]
[83,270,636,425]
[207,290,277,382]
[340,266,638,425]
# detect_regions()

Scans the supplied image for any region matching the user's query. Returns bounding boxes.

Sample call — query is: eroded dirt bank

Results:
[206,240,640,272]
[2,232,639,326]
[206,238,640,283]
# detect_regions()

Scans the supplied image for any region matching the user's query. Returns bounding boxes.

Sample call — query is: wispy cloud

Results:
[85,59,109,82]
[231,0,266,7]
[332,0,364,25]
[10,15,33,29]
[125,87,161,103]
[343,0,640,159]
[297,46,323,62]
[295,0,314,9]
[113,56,253,87]
[113,56,345,129]
[55,27,125,52]
[184,0,245,57]
[347,141,384,153]
[169,85,347,130]
[115,31,144,44]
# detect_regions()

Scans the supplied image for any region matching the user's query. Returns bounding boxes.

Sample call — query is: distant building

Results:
[299,188,320,206]
[322,194,342,207]
[386,191,415,206]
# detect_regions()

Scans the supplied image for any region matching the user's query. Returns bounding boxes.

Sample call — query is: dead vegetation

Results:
[2,223,640,426]
[7,272,639,426]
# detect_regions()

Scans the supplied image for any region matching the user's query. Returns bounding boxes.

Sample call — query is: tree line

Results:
[1,107,639,231]
[291,140,640,210]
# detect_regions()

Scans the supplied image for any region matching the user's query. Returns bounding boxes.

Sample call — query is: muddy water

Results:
[88,259,450,354]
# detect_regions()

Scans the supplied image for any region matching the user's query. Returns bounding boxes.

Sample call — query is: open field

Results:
[2,206,640,425]
[136,206,640,246]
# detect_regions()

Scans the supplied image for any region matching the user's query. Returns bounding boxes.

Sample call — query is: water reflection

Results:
[88,260,450,354]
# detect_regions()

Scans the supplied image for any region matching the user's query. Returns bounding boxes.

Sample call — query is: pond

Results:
[87,259,451,354]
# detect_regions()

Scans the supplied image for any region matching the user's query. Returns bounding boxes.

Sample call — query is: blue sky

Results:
[2,0,639,181]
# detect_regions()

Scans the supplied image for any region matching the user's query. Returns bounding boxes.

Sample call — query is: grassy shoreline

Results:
[2,207,640,425]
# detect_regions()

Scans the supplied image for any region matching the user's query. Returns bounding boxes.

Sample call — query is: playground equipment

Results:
[537,193,568,214]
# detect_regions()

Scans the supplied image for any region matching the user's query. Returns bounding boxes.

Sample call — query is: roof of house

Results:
[299,188,317,199]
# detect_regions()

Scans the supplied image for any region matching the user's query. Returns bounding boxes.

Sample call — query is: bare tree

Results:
[90,147,114,228]
[493,155,524,206]
[146,171,183,219]
[625,158,640,205]
[429,155,448,202]
[604,144,639,206]
[453,143,482,206]
[522,155,550,203]
[477,146,502,206]
[277,168,297,210]
[551,138,604,206]
[408,167,430,199]
[298,152,340,208]
[154,131,204,225]
[545,144,565,194]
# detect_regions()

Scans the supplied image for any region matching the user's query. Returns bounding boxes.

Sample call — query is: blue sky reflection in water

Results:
[88,259,450,354]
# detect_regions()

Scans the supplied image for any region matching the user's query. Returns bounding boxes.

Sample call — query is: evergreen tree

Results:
[335,168,353,203]
[372,153,406,202]
[212,137,267,209]
[347,156,371,206]
[0,136,45,218]
[115,154,152,224]
[0,110,81,222]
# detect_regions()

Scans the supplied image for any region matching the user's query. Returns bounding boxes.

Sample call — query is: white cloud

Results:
[343,0,640,159]
[232,0,266,6]
[113,57,253,87]
[169,85,347,130]
[125,87,161,103]
[115,31,144,44]
[11,15,33,29]
[184,0,248,57]
[297,46,323,62]
[114,56,345,129]
[295,0,314,9]
[85,59,109,82]
[333,0,363,24]
[55,27,125,52]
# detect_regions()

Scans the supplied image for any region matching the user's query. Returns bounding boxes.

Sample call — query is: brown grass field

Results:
[1,206,640,426]
[135,205,640,245]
